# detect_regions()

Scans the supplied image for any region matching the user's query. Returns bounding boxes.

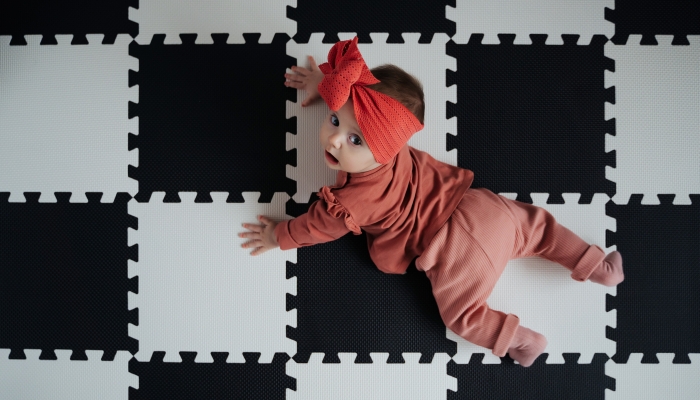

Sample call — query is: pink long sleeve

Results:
[274,199,353,250]
[272,145,473,273]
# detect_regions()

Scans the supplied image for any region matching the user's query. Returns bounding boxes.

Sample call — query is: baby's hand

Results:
[239,215,279,256]
[285,55,324,107]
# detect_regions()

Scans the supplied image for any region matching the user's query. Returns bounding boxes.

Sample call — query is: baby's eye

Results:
[350,134,362,146]
[330,115,339,126]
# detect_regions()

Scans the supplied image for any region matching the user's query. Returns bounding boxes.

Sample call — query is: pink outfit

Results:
[415,188,604,356]
[274,145,605,357]
[275,145,473,274]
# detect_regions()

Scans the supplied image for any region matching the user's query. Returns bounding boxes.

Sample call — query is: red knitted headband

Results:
[317,37,424,164]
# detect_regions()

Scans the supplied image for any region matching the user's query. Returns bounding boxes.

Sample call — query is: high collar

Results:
[346,146,401,183]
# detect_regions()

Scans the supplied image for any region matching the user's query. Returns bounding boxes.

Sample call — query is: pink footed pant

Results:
[415,188,605,357]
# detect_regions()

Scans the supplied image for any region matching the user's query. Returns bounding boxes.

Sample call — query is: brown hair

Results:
[367,64,425,125]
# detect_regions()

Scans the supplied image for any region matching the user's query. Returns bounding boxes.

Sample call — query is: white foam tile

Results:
[287,33,456,203]
[0,350,136,400]
[605,35,700,205]
[128,192,297,363]
[286,353,456,400]
[446,0,614,44]
[607,354,700,399]
[451,193,616,364]
[129,0,296,44]
[0,34,138,203]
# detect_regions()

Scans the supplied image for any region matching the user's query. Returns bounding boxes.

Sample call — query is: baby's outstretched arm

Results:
[285,55,324,107]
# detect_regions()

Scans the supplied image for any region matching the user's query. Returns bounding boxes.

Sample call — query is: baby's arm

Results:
[239,194,354,256]
[285,55,324,107]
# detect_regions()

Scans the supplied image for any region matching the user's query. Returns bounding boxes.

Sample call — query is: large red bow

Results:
[317,37,424,164]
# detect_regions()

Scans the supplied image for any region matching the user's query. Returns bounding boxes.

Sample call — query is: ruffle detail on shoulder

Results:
[317,186,362,235]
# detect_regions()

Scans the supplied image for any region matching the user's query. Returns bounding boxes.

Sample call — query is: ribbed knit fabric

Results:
[415,188,606,356]
[508,325,549,367]
[317,37,424,164]
[274,145,474,274]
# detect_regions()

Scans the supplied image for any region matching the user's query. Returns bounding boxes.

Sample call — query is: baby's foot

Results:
[589,251,624,287]
[507,325,547,367]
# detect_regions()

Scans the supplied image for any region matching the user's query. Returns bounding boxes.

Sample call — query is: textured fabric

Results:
[507,325,549,367]
[588,251,624,286]
[415,188,606,355]
[274,145,474,274]
[317,37,424,164]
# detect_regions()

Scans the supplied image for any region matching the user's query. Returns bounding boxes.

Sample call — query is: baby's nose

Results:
[328,135,340,148]
[328,132,343,147]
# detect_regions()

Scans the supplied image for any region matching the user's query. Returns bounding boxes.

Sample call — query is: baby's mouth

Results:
[325,150,339,165]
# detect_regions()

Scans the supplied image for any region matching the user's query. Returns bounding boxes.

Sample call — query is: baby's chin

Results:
[328,163,351,173]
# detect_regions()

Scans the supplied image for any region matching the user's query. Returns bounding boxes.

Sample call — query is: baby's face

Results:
[320,100,382,173]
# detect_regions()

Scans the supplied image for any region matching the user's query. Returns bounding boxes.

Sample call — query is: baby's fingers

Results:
[241,222,262,233]
[258,215,270,223]
[250,246,270,256]
[240,239,260,254]
[290,65,310,76]
[285,72,302,83]
[285,79,308,89]
[307,56,319,71]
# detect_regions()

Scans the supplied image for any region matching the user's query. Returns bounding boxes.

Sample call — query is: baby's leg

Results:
[425,256,547,367]
[417,189,548,366]
[588,251,624,286]
[495,194,623,285]
[423,243,520,357]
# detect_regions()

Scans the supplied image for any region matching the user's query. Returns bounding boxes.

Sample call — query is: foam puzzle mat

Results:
[1,1,699,399]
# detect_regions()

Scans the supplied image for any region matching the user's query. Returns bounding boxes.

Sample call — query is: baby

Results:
[239,37,624,367]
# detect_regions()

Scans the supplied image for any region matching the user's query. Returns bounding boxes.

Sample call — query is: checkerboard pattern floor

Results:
[1,1,699,398]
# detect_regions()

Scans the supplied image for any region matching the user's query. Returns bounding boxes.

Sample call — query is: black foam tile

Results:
[0,0,136,42]
[289,0,455,44]
[288,231,456,363]
[446,35,615,204]
[607,0,700,44]
[130,352,293,399]
[129,33,297,203]
[448,353,612,400]
[0,192,137,355]
[607,195,700,362]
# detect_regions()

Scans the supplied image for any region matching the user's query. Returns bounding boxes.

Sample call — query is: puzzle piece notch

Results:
[4,191,136,204]
[2,33,132,48]
[125,30,140,176]
[606,353,700,399]
[448,32,613,49]
[286,352,455,399]
[605,191,697,206]
[129,0,295,45]
[621,34,679,47]
[0,349,139,395]
[447,329,504,364]
[126,353,296,396]
[446,0,613,45]
[134,346,294,365]
[533,193,617,235]
[131,351,291,366]
[496,192,614,207]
